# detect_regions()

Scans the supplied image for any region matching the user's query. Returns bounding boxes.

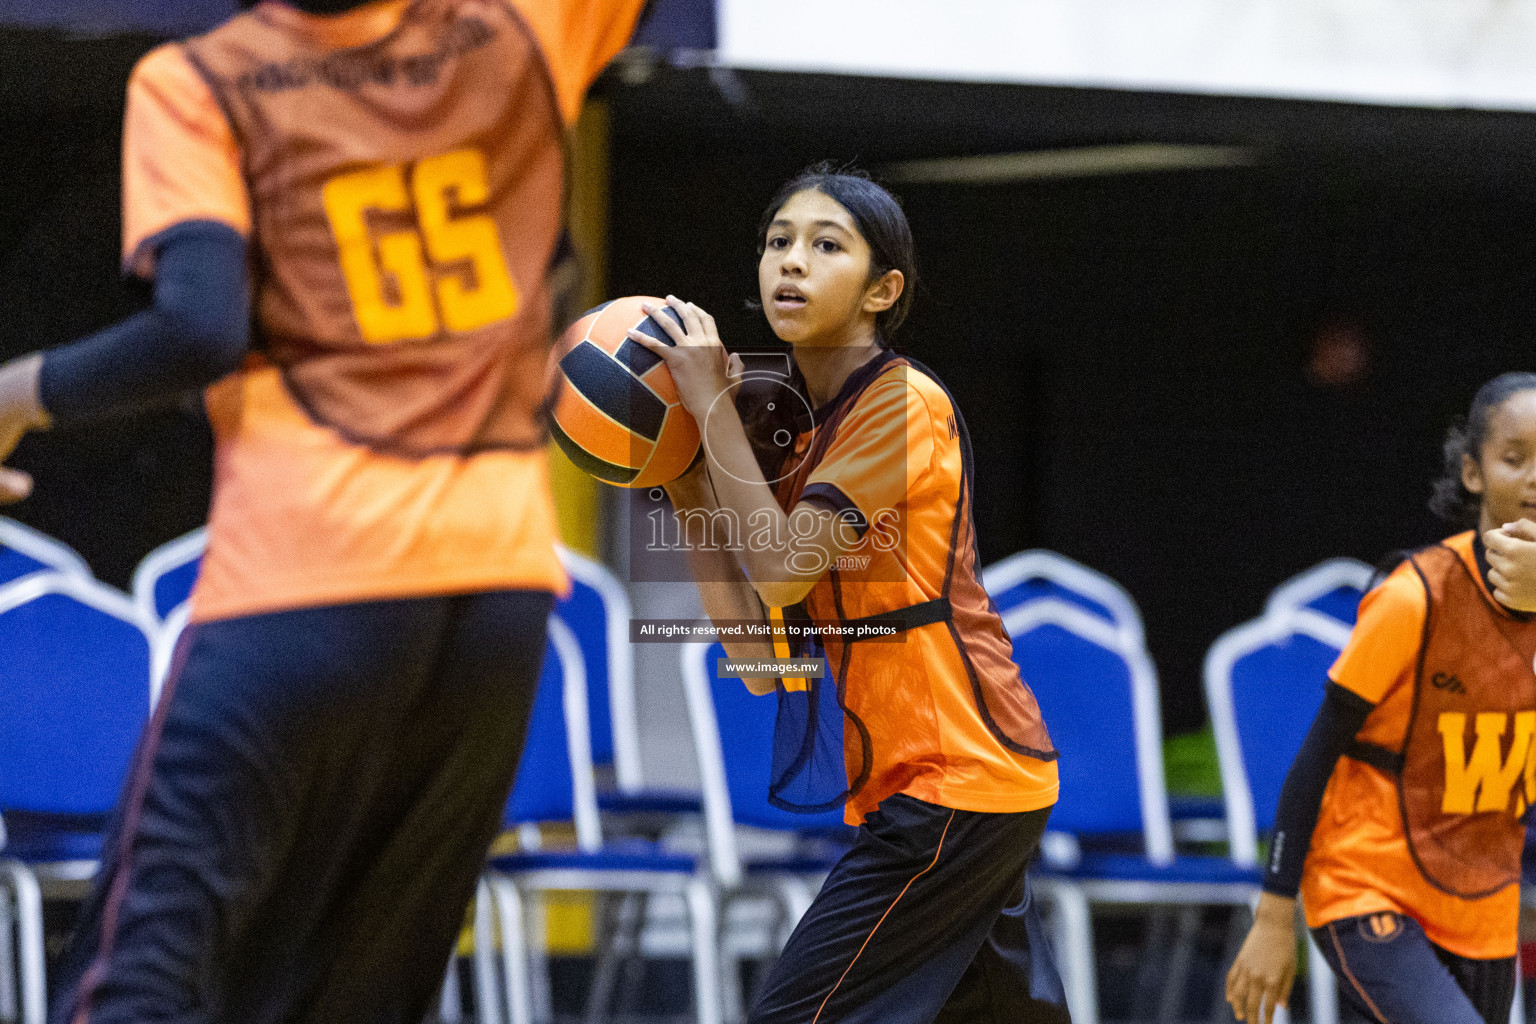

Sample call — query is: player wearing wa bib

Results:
[1226,374,1536,1024]
[1297,535,1530,1011]
[1230,535,1533,1023]
[0,3,646,1023]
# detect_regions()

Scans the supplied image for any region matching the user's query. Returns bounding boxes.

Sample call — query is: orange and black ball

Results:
[550,296,702,488]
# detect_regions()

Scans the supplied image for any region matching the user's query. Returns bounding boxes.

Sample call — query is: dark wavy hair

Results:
[1429,372,1536,527]
[741,164,917,475]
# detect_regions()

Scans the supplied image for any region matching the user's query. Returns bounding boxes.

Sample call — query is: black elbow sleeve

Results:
[40,221,249,424]
[1262,681,1375,897]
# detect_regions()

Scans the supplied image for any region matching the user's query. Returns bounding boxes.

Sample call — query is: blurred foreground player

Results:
[1225,373,1536,1024]
[636,166,1071,1023]
[0,1,644,1021]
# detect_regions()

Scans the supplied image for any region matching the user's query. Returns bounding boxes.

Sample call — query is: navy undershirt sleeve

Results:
[39,220,249,425]
[1263,680,1375,897]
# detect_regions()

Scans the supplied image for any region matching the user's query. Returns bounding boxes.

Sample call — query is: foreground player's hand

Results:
[1486,520,1536,611]
[0,354,49,504]
[628,297,732,420]
[1226,893,1297,1024]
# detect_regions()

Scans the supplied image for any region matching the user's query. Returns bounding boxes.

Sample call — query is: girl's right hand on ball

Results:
[626,297,732,421]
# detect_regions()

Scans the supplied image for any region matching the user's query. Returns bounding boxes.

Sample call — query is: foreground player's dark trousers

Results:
[1313,911,1516,1024]
[750,794,1070,1024]
[50,589,553,1024]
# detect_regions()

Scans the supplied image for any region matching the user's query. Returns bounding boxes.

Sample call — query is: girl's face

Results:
[758,189,902,347]
[1464,389,1536,533]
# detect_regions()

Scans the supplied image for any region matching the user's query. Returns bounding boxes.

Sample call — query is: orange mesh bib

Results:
[183,0,564,455]
[768,353,1055,812]
[1357,544,1536,898]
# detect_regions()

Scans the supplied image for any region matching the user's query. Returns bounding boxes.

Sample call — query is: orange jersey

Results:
[1301,531,1522,958]
[120,0,646,621]
[774,352,1059,826]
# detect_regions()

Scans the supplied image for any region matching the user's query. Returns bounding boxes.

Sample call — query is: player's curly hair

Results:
[1429,372,1536,527]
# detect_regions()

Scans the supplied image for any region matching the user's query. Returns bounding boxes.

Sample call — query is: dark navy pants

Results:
[50,589,553,1024]
[750,794,1070,1024]
[1313,912,1516,1024]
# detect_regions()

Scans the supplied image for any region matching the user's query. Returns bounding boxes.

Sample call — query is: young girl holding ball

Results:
[633,165,1071,1024]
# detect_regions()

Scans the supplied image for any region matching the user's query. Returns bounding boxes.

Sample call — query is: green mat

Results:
[1163,724,1223,797]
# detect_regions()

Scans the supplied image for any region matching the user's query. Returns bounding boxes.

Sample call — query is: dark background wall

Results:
[3,32,1535,731]
[0,30,213,588]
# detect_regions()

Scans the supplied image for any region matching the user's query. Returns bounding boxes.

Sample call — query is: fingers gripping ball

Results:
[551,297,702,488]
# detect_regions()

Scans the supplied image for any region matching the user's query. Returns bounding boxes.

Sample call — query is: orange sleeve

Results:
[802,377,937,526]
[511,0,648,123]
[1327,563,1427,705]
[121,44,249,278]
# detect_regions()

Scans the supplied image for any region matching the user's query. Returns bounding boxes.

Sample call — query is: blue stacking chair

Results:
[1,819,44,1024]
[0,572,156,864]
[984,548,1145,639]
[990,551,1260,1024]
[987,548,1223,829]
[1262,557,1374,626]
[1206,584,1378,1024]
[0,572,159,1024]
[480,619,720,1024]
[679,641,862,1021]
[0,518,90,585]
[555,546,699,818]
[131,527,206,626]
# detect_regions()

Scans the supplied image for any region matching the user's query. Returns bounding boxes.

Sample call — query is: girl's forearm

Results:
[697,405,800,586]
[666,468,774,660]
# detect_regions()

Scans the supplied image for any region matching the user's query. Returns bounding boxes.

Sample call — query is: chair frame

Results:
[480,619,720,1024]
[0,853,44,1024]
[983,548,1147,644]
[130,527,207,627]
[0,518,91,579]
[555,545,644,793]
[1262,557,1375,619]
[1204,603,1358,1024]
[0,570,160,1024]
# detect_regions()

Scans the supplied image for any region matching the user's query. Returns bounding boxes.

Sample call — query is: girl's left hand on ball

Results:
[1486,519,1536,611]
[627,297,732,420]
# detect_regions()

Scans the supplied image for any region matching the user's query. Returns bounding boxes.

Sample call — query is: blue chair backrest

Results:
[1205,606,1353,867]
[555,547,641,789]
[983,549,1145,639]
[132,529,206,624]
[0,574,154,815]
[0,519,91,585]
[1001,598,1172,861]
[1263,557,1374,628]
[503,618,600,848]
